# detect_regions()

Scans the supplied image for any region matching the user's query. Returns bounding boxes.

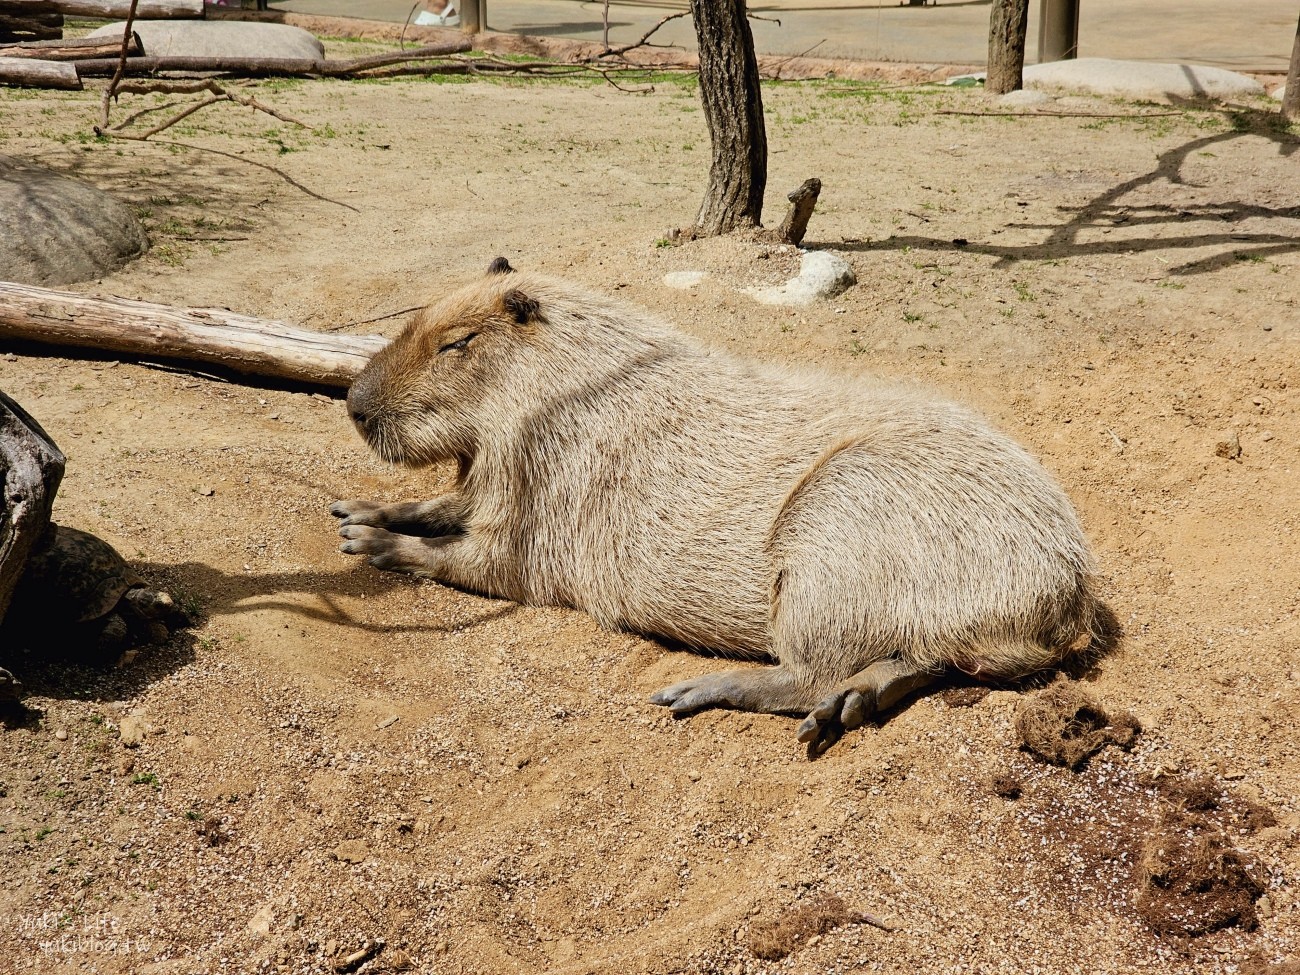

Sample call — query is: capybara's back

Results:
[336,260,1103,753]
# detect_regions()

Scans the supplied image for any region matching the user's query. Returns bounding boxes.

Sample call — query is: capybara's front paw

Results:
[339,523,414,573]
[330,499,385,526]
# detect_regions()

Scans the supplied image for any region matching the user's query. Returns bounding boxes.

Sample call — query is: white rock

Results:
[747,251,855,307]
[995,88,1051,107]
[89,21,325,60]
[1272,84,1288,102]
[1024,58,1263,101]
[663,270,709,289]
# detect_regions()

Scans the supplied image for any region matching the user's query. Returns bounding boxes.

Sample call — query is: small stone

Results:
[687,770,702,782]
[197,486,215,497]
[54,729,68,741]
[333,839,370,864]
[1261,431,1274,442]
[118,714,147,747]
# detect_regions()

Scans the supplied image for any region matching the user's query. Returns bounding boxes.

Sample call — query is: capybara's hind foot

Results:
[650,665,815,717]
[797,658,935,757]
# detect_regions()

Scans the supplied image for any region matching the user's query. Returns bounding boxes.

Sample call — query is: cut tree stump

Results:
[0,282,388,388]
[775,178,821,246]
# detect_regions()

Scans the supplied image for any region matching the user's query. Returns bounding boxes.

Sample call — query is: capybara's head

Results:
[346,257,539,466]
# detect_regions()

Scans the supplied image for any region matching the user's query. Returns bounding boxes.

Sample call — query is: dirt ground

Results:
[1,45,1298,975]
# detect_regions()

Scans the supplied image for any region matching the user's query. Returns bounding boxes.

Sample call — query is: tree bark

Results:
[0,0,203,18]
[0,11,61,43]
[0,53,79,87]
[1283,10,1300,123]
[0,390,64,630]
[0,283,387,388]
[0,33,140,58]
[986,0,1030,95]
[688,0,766,235]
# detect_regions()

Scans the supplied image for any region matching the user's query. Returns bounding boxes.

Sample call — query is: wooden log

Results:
[0,54,80,87]
[0,33,140,59]
[0,23,62,43]
[0,282,388,388]
[73,40,473,77]
[0,0,204,18]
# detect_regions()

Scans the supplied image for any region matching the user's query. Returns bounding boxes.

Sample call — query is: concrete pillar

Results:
[1037,0,1079,62]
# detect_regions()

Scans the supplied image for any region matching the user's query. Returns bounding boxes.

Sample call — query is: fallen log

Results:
[0,53,79,87]
[73,40,472,78]
[0,32,141,59]
[0,282,388,388]
[0,11,62,43]
[0,0,203,18]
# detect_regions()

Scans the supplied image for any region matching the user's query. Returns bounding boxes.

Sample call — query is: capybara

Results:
[333,258,1102,753]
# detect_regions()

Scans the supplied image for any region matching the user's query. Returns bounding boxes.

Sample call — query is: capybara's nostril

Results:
[350,407,368,427]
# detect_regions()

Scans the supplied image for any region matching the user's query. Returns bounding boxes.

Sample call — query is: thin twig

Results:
[117,138,361,212]
[936,109,1183,118]
[100,0,140,130]
[593,11,687,59]
[400,1,419,49]
[97,80,311,140]
[328,305,425,331]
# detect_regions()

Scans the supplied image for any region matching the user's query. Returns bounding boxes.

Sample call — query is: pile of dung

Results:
[1137,816,1266,937]
[748,894,853,961]
[1014,681,1140,769]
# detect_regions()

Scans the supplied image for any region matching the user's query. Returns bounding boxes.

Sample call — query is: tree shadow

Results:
[814,107,1299,276]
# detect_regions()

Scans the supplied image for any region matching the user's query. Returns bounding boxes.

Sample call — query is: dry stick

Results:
[936,108,1183,118]
[327,305,424,332]
[99,0,139,130]
[594,10,686,59]
[96,79,310,139]
[131,138,361,211]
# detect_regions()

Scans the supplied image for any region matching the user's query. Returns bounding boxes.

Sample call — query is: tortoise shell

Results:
[19,524,141,623]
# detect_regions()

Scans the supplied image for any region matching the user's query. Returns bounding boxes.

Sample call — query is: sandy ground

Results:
[1,50,1298,975]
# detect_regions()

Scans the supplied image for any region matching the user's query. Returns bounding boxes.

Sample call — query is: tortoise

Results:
[5,524,182,657]
[1,390,184,694]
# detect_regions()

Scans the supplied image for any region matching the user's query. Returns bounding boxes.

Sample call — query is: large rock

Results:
[0,156,147,286]
[747,251,856,307]
[1024,58,1263,101]
[88,20,325,60]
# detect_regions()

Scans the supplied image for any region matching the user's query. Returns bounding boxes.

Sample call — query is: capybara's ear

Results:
[487,256,514,275]
[503,288,539,324]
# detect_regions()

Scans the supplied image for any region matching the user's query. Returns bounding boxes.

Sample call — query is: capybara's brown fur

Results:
[334,259,1105,753]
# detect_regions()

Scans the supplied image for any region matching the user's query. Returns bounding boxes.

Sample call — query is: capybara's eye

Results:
[439,332,478,354]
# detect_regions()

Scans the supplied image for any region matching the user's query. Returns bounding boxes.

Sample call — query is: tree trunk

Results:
[688,0,766,235]
[0,0,204,18]
[986,0,1030,95]
[1283,10,1300,123]
[0,33,142,59]
[0,282,387,388]
[74,40,471,77]
[0,53,78,86]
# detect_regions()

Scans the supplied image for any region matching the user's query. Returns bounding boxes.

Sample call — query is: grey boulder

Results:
[88,20,325,60]
[0,156,147,287]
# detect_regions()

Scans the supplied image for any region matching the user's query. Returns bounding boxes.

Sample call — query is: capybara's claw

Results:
[339,523,388,555]
[797,688,872,753]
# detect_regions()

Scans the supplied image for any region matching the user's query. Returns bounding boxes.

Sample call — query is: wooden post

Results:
[986,0,1029,95]
[1037,0,1079,62]
[458,0,481,34]
[0,282,388,388]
